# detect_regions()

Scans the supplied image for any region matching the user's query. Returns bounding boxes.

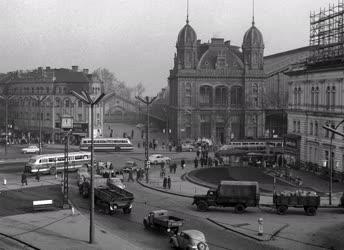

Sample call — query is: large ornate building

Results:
[168,17,266,144]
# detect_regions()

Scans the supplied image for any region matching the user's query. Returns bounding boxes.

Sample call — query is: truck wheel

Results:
[234,204,246,214]
[277,205,288,215]
[143,219,149,229]
[305,206,317,216]
[197,201,208,211]
[123,207,132,214]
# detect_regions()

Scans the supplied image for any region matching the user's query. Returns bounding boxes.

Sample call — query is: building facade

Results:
[168,18,266,145]
[287,65,344,179]
[0,66,103,144]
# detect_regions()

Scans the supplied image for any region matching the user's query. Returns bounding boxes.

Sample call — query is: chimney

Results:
[72,66,78,72]
[83,69,89,74]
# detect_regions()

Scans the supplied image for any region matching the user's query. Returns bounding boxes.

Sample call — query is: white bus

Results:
[80,138,134,152]
[24,151,91,175]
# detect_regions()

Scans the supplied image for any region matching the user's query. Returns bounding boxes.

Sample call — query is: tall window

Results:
[293,120,296,132]
[331,86,336,108]
[311,87,315,106]
[315,121,318,136]
[230,86,243,107]
[65,99,70,108]
[326,86,331,108]
[310,122,313,135]
[78,114,82,121]
[325,122,330,138]
[297,120,300,133]
[293,87,297,105]
[315,87,319,107]
[297,87,301,105]
[215,86,227,105]
[78,100,82,108]
[200,86,212,105]
[185,83,192,106]
[325,150,329,168]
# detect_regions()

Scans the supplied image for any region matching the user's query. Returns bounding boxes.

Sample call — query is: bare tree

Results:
[93,68,116,92]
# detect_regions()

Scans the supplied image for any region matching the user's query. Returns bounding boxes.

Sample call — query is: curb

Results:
[0,231,40,250]
[206,218,270,242]
[137,180,193,198]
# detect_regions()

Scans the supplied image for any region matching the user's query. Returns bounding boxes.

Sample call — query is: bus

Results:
[24,151,91,175]
[79,138,134,152]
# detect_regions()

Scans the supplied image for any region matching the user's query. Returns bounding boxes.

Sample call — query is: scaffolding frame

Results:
[308,0,344,65]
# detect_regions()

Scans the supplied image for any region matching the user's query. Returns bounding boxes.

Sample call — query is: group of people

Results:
[162,176,171,189]
[21,169,41,186]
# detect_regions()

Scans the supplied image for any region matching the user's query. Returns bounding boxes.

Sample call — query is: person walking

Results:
[181,159,185,170]
[21,171,28,186]
[196,149,200,158]
[163,177,167,189]
[36,169,40,182]
[194,157,198,168]
[128,170,134,182]
[200,157,204,168]
[167,176,171,189]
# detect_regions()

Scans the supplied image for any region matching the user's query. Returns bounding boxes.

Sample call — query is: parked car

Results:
[181,143,195,152]
[21,145,40,154]
[107,177,126,189]
[149,154,171,165]
[169,230,209,250]
[121,161,138,173]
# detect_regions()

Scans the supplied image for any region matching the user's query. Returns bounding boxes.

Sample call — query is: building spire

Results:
[252,0,255,26]
[186,0,189,24]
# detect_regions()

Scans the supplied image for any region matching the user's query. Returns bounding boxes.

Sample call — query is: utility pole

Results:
[135,95,158,183]
[30,95,48,154]
[0,94,14,155]
[71,90,104,244]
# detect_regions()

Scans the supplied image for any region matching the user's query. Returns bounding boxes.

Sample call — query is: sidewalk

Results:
[0,209,140,250]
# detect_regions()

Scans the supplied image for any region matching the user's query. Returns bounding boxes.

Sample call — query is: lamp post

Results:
[135,95,158,183]
[71,90,105,244]
[322,120,344,205]
[0,94,14,155]
[30,95,48,154]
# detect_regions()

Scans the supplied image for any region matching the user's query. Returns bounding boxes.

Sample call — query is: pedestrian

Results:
[136,169,140,181]
[138,142,140,148]
[167,176,171,189]
[196,149,200,158]
[163,177,167,189]
[194,157,198,168]
[208,157,212,167]
[21,171,28,186]
[181,159,185,170]
[168,142,172,152]
[128,170,134,182]
[200,158,204,168]
[36,169,40,182]
[214,158,218,167]
[131,129,134,139]
[172,163,177,174]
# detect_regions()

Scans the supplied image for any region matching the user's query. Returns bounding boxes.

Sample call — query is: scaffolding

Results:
[308,0,344,65]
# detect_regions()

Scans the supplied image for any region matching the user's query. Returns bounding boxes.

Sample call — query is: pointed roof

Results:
[242,23,264,49]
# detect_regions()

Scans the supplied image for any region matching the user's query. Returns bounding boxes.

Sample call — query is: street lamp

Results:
[71,90,105,244]
[0,94,14,155]
[322,120,344,205]
[30,95,48,154]
[135,95,158,183]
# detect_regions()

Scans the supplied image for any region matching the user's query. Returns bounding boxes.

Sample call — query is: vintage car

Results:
[169,230,209,250]
[121,161,138,173]
[143,210,184,234]
[21,145,40,154]
[149,154,171,165]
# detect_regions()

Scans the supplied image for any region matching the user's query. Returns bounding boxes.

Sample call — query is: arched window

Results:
[215,86,228,105]
[326,86,331,108]
[230,86,243,107]
[185,83,192,106]
[65,99,70,108]
[331,86,336,108]
[311,87,315,106]
[55,97,61,107]
[200,86,212,105]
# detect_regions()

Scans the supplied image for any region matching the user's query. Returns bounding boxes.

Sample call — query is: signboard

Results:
[61,116,73,129]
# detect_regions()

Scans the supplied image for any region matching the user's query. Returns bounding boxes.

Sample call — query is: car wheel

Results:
[305,206,317,216]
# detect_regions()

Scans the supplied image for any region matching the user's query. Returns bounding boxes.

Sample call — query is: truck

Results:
[273,190,320,216]
[79,176,134,214]
[143,210,184,234]
[192,180,260,213]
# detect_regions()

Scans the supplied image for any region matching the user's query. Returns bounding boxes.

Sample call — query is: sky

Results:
[0,0,339,95]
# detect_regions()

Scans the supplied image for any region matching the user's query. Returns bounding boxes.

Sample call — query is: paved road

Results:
[69,175,280,250]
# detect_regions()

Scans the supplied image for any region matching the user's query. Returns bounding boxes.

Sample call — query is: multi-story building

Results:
[168,17,266,145]
[286,1,344,180]
[0,66,103,144]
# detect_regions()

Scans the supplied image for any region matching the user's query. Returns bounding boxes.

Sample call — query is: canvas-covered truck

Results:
[79,176,134,214]
[94,186,134,214]
[192,181,260,213]
[143,210,184,234]
[273,190,320,216]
